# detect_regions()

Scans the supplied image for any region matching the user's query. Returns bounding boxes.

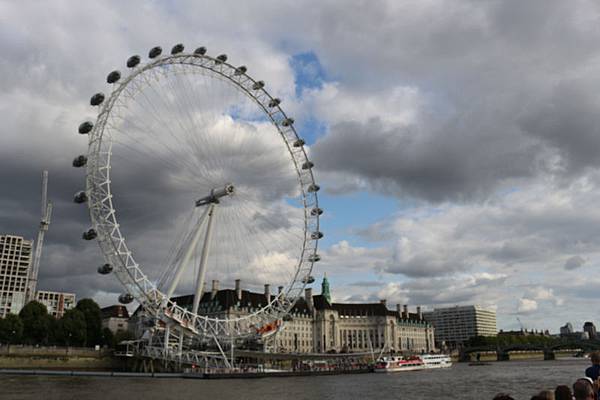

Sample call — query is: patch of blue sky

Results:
[318,191,399,249]
[225,103,269,124]
[289,52,330,145]
[296,116,327,146]
[290,52,328,96]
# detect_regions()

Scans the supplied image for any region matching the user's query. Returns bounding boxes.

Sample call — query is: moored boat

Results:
[374,356,424,372]
[374,354,452,372]
[421,354,452,369]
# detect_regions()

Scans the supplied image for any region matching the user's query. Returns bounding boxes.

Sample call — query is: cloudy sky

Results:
[2,0,600,332]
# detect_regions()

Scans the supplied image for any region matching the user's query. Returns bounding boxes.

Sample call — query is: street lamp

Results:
[66,332,72,356]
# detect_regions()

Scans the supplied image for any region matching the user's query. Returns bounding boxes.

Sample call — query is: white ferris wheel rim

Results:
[83,47,321,339]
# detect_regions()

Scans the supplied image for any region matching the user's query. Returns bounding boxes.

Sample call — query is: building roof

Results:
[136,288,425,323]
[313,294,332,310]
[101,305,130,319]
[172,289,277,313]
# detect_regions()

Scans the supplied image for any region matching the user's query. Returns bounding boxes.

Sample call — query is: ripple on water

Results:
[0,359,590,400]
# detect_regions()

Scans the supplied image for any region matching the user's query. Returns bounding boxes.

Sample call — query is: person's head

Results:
[493,394,515,400]
[591,351,600,365]
[573,378,595,400]
[555,385,573,400]
[535,390,555,400]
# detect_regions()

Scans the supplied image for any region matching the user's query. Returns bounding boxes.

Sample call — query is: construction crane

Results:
[517,317,525,332]
[26,170,53,303]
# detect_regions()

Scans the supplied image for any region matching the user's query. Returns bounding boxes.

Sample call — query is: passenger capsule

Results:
[311,231,323,240]
[234,65,247,75]
[252,81,265,90]
[106,70,121,84]
[194,46,207,55]
[78,121,94,134]
[90,93,105,106]
[73,191,88,204]
[302,161,314,170]
[281,118,294,127]
[268,98,281,107]
[215,54,228,64]
[126,55,141,68]
[310,207,323,216]
[148,46,162,59]
[308,254,321,262]
[171,43,184,54]
[72,155,87,168]
[293,139,305,147]
[82,229,97,240]
[97,263,113,275]
[307,184,320,193]
[302,275,315,284]
[118,293,134,304]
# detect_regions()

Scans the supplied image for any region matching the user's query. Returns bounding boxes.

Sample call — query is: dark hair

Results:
[532,391,554,400]
[555,385,572,400]
[592,351,600,365]
[493,394,515,400]
[573,379,594,400]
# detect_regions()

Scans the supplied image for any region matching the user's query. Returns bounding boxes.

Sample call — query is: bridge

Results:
[460,340,600,361]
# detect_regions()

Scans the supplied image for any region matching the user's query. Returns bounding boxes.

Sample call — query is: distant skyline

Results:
[2,1,600,332]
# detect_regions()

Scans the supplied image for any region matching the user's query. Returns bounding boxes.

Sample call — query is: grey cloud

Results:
[303,1,600,202]
[313,115,539,202]
[347,281,383,288]
[564,255,586,271]
[519,78,600,174]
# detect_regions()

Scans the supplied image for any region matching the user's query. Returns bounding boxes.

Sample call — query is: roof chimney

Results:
[211,280,219,300]
[417,306,422,320]
[396,304,401,317]
[380,299,387,307]
[264,284,271,302]
[235,279,242,300]
[305,288,313,309]
[403,304,408,319]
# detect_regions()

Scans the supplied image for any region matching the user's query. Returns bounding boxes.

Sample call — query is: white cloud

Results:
[517,298,538,314]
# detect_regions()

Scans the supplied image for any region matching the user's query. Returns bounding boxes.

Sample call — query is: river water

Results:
[0,359,591,400]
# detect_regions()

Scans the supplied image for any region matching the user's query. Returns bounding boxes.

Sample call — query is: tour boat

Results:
[374,354,452,372]
[421,354,452,369]
[374,356,425,372]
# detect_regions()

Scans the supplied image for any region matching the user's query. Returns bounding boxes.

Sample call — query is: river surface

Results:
[0,359,591,400]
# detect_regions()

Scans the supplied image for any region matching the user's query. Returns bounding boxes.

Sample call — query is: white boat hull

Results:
[374,354,452,373]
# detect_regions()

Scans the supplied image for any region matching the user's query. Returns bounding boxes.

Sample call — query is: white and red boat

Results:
[374,354,452,373]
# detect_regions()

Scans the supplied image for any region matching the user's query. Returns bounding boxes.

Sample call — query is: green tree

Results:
[47,317,61,345]
[101,327,114,347]
[19,301,51,345]
[60,309,87,346]
[0,314,24,344]
[75,299,103,346]
[113,329,135,345]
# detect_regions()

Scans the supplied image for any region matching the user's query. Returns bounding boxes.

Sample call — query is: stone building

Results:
[277,287,434,354]
[101,305,130,334]
[161,276,435,354]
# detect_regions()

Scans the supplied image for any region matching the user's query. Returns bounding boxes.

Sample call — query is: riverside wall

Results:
[0,345,125,370]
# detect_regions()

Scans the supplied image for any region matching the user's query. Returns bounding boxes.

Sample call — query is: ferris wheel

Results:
[73,44,322,342]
